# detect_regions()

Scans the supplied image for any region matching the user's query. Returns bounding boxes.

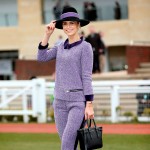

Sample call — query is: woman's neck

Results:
[68,34,80,44]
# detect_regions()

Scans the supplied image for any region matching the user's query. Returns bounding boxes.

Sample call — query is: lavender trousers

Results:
[53,99,85,150]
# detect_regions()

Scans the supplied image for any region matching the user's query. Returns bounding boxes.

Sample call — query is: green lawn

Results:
[0,133,149,150]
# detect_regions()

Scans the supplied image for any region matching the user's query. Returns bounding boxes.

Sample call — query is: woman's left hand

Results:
[85,102,94,120]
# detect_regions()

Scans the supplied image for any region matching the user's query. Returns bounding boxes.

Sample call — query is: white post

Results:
[22,93,29,123]
[111,85,120,123]
[35,78,46,123]
[32,80,38,117]
[1,88,8,109]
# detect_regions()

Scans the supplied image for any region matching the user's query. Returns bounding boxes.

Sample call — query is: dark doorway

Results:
[107,46,127,71]
[0,50,18,80]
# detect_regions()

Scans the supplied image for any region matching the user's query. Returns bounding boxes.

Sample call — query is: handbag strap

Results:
[84,130,88,150]
[88,119,100,138]
[87,119,97,128]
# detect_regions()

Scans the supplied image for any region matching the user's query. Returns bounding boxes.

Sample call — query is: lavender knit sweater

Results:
[37,40,93,102]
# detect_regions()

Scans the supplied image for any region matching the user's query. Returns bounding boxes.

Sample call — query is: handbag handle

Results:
[87,119,100,138]
[87,119,97,128]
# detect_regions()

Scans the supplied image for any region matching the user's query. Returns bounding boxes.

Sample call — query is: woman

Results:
[37,6,94,150]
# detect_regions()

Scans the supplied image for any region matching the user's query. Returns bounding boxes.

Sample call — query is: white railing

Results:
[92,80,150,122]
[45,80,150,122]
[0,79,150,123]
[0,79,46,123]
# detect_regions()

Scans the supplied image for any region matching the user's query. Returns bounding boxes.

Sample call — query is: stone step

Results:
[140,62,150,68]
[94,108,137,114]
[94,99,137,104]
[95,110,137,116]
[94,94,136,99]
[39,70,150,81]
[120,101,137,104]
[94,94,110,99]
[92,71,130,80]
[8,100,22,105]
[135,68,150,73]
[94,102,136,107]
[129,73,150,79]
[95,94,137,99]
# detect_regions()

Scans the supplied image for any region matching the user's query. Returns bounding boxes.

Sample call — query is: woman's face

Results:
[62,21,79,36]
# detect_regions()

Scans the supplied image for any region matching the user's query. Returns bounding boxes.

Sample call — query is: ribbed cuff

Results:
[38,42,49,50]
[85,94,94,101]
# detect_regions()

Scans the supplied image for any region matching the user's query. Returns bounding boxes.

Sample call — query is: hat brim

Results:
[55,17,90,29]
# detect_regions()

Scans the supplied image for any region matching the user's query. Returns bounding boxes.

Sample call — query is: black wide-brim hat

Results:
[55,6,90,29]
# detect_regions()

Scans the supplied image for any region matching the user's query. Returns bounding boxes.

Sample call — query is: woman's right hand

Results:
[45,20,56,36]
[41,20,56,46]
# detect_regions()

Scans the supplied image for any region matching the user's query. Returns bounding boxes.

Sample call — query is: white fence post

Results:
[111,85,120,123]
[35,78,46,123]
[1,88,8,109]
[22,93,29,123]
[32,80,38,117]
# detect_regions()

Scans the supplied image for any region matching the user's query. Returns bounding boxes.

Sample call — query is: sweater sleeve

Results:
[85,94,94,101]
[37,42,58,62]
[81,43,94,101]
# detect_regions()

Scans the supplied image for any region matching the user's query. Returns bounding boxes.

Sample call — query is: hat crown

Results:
[62,6,78,14]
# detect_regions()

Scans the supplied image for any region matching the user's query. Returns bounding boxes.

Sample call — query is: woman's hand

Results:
[85,102,94,120]
[45,20,56,36]
[41,20,56,46]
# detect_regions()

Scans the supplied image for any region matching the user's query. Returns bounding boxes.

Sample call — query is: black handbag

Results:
[77,119,103,150]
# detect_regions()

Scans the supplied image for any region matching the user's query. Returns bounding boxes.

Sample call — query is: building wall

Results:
[0,0,150,79]
[126,46,150,73]
[129,0,150,42]
[15,59,55,80]
[0,0,149,59]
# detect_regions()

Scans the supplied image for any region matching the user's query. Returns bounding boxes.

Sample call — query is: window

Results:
[0,0,18,27]
[0,50,18,80]
[42,0,128,24]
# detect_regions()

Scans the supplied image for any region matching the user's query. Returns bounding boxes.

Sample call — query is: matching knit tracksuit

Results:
[37,37,94,150]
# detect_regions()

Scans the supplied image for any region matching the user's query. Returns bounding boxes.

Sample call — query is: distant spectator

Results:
[83,2,89,20]
[53,0,61,20]
[85,26,104,73]
[90,2,97,21]
[63,0,70,9]
[83,2,97,21]
[114,0,121,20]
[99,31,106,72]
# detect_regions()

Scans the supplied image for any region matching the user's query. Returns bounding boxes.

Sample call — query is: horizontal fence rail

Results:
[0,79,46,123]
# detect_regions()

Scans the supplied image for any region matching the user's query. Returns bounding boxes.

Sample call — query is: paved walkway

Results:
[0,123,150,134]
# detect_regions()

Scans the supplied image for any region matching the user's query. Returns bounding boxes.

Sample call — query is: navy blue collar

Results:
[64,37,83,49]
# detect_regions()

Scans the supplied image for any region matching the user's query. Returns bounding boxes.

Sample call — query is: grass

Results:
[0,133,60,150]
[0,133,149,150]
